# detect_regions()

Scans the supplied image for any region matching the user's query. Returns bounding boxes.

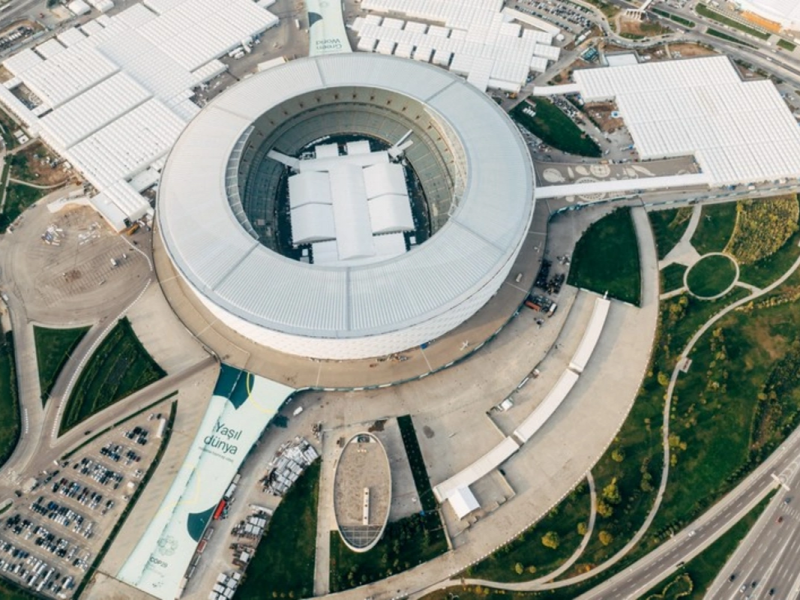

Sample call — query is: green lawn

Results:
[0,332,21,468]
[560,288,749,578]
[738,230,800,288]
[705,28,757,48]
[691,203,737,255]
[34,325,90,405]
[686,254,737,298]
[695,4,770,39]
[60,318,165,434]
[778,38,796,51]
[568,207,641,305]
[397,415,437,512]
[661,263,688,294]
[466,480,591,582]
[0,182,47,232]
[653,8,696,27]
[511,98,602,158]
[648,207,693,260]
[642,492,772,599]
[237,460,320,599]
[330,511,447,592]
[649,271,800,539]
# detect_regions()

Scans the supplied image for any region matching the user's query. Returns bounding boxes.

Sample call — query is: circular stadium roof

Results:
[158,53,534,347]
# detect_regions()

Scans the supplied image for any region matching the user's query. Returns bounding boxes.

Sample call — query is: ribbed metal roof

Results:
[158,53,534,339]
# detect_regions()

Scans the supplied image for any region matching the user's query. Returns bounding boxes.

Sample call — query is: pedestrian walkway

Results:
[658,203,702,270]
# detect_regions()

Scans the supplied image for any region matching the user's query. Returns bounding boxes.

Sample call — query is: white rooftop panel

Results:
[35,39,67,60]
[143,0,186,13]
[329,164,375,260]
[433,437,520,502]
[572,56,800,186]
[21,46,118,107]
[288,171,332,210]
[513,370,580,443]
[80,20,105,37]
[3,49,43,76]
[57,27,88,47]
[368,194,414,234]
[290,203,336,244]
[314,143,339,158]
[95,29,197,103]
[114,3,158,28]
[363,162,406,198]
[40,72,152,149]
[569,297,610,374]
[68,98,186,188]
[448,487,480,520]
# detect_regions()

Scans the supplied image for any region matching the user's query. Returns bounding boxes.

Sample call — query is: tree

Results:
[514,563,524,575]
[599,531,614,546]
[611,448,625,462]
[596,500,614,518]
[577,522,588,536]
[657,371,670,387]
[527,566,537,574]
[541,531,560,549]
[602,478,622,505]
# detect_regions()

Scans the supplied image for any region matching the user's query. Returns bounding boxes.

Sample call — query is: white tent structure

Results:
[285,142,415,264]
[353,0,561,92]
[0,0,279,230]
[570,56,800,187]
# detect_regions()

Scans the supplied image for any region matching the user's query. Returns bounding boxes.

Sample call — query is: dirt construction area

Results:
[1,204,150,324]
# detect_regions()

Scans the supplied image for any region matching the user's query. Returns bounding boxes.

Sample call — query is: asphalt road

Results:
[575,429,800,600]
[708,453,800,600]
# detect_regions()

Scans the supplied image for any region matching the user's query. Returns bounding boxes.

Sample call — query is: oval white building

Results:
[157,53,534,360]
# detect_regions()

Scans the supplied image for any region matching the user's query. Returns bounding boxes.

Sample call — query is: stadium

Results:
[157,53,535,360]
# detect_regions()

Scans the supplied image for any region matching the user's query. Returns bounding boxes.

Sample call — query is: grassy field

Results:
[649,270,800,539]
[0,332,20,468]
[511,98,601,158]
[661,263,687,294]
[0,183,47,232]
[726,196,799,265]
[695,4,770,39]
[778,38,796,51]
[397,415,437,511]
[738,230,800,288]
[60,318,165,434]
[237,460,320,599]
[559,287,749,577]
[466,480,591,582]
[691,203,737,255]
[653,8,695,27]
[34,325,90,405]
[642,492,772,599]
[330,511,447,591]
[686,254,737,298]
[705,28,757,47]
[568,207,641,306]
[648,207,693,260]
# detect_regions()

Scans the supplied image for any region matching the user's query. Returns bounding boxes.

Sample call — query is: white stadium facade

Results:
[157,53,535,360]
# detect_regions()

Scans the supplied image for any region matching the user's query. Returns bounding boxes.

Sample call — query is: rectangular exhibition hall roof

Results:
[0,0,278,230]
[354,0,561,92]
[570,56,800,187]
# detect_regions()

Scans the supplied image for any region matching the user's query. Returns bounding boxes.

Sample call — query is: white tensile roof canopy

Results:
[285,140,415,264]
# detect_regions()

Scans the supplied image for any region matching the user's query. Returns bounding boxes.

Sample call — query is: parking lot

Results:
[0,411,165,598]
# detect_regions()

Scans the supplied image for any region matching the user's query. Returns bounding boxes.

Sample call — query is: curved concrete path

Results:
[520,242,800,593]
[455,472,597,591]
